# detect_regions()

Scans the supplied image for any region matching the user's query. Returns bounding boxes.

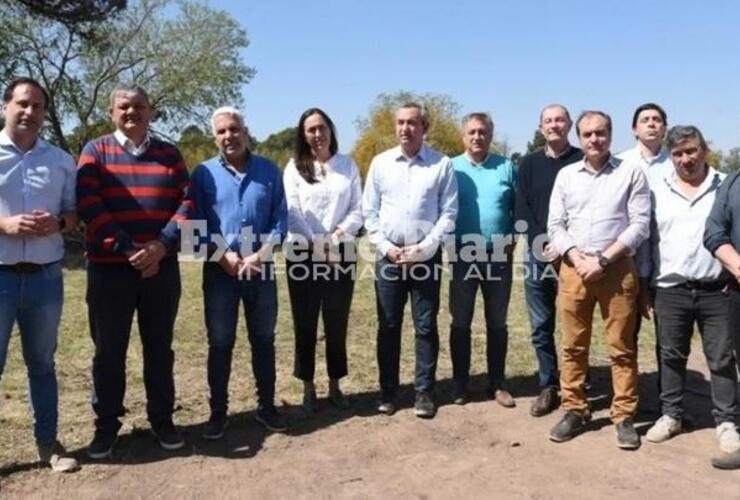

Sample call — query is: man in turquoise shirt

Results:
[450,112,517,407]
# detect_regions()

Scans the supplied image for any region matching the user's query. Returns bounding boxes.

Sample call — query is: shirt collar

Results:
[0,129,47,153]
[664,165,722,201]
[218,150,252,175]
[464,151,490,167]
[578,154,619,174]
[114,129,150,154]
[634,143,669,165]
[395,143,427,163]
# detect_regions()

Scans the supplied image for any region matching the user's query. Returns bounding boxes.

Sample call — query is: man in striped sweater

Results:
[77,84,192,459]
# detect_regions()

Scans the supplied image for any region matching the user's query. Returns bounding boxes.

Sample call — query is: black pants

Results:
[654,284,737,424]
[287,250,355,381]
[87,258,181,433]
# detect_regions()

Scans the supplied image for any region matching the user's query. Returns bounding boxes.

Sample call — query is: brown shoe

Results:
[530,387,560,417]
[494,388,516,408]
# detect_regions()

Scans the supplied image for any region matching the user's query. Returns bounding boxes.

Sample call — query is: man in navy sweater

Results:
[515,104,583,417]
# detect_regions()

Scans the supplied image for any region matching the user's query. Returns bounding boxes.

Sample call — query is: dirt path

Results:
[3,348,740,500]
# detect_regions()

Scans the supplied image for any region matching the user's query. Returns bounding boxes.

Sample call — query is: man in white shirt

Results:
[547,111,650,449]
[645,125,740,456]
[362,102,458,418]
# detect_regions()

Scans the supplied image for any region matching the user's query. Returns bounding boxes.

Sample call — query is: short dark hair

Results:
[631,103,667,129]
[294,107,339,184]
[575,110,612,136]
[666,125,708,152]
[3,77,49,109]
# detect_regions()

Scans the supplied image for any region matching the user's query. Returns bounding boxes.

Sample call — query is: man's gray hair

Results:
[396,101,429,127]
[461,112,494,133]
[575,110,612,136]
[539,104,572,124]
[109,83,150,108]
[211,106,246,133]
[666,125,708,151]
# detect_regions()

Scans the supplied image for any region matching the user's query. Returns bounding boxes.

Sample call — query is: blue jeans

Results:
[375,253,441,396]
[203,263,278,413]
[523,249,559,388]
[449,257,512,386]
[0,262,63,445]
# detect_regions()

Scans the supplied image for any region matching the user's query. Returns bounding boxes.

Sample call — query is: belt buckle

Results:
[685,280,700,289]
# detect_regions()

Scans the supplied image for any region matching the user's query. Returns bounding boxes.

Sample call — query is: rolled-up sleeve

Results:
[704,173,738,255]
[616,167,651,252]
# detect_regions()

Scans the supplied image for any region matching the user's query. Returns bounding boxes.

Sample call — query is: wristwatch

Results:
[57,216,67,232]
[597,253,610,269]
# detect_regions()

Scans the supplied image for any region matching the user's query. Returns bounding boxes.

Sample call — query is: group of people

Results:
[1,76,740,474]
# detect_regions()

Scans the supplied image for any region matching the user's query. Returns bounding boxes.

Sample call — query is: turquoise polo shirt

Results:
[452,153,516,247]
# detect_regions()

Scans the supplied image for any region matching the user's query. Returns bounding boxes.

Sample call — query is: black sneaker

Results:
[550,411,589,442]
[616,419,641,450]
[256,406,288,432]
[88,429,118,459]
[452,380,468,406]
[151,421,185,451]
[414,391,436,419]
[202,412,229,440]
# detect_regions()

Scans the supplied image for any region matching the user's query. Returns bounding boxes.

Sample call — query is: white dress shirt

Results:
[362,144,458,259]
[547,155,650,256]
[283,153,363,242]
[651,167,726,287]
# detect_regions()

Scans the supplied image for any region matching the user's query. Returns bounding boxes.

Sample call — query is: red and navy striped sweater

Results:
[76,134,193,263]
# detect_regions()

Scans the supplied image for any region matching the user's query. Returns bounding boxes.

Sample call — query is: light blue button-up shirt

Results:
[362,144,458,260]
[0,131,76,264]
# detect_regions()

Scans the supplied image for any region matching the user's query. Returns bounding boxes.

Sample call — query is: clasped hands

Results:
[568,249,604,283]
[127,240,167,279]
[386,244,425,266]
[0,210,61,236]
[218,250,263,278]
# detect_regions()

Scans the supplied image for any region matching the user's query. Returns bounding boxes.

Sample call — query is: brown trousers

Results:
[557,257,639,422]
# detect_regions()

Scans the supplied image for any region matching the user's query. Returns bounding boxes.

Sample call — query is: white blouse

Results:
[283,153,363,242]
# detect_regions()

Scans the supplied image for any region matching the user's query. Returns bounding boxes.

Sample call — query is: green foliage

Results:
[0,0,255,154]
[719,147,740,173]
[254,127,296,168]
[177,125,218,170]
[11,0,126,37]
[526,129,546,154]
[352,91,465,179]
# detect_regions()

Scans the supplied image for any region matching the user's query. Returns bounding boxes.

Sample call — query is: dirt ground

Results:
[2,350,739,500]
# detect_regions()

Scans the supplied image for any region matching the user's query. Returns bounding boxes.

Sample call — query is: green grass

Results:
[0,253,656,468]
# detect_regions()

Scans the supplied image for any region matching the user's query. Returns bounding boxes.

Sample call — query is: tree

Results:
[1,0,255,154]
[177,125,218,170]
[254,127,296,168]
[11,0,126,37]
[526,129,546,153]
[352,91,465,178]
[720,147,740,173]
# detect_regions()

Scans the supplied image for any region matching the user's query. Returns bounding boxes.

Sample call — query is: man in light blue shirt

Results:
[449,112,517,407]
[362,102,458,418]
[0,77,78,472]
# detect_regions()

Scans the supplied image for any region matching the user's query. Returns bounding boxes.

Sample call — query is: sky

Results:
[211,0,740,155]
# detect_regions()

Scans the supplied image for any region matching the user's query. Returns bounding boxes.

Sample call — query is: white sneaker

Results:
[646,415,682,443]
[717,422,740,453]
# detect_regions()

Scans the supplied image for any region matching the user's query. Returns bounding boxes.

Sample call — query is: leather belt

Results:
[0,262,49,274]
[676,279,727,291]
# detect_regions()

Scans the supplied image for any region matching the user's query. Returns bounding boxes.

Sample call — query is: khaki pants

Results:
[557,257,639,422]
